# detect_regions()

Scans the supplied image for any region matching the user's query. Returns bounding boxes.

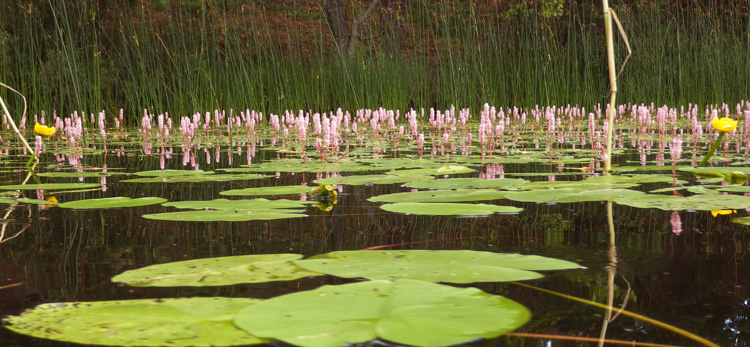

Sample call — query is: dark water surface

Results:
[1,149,749,347]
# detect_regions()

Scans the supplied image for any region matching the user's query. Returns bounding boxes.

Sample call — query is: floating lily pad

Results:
[234,279,531,347]
[232,159,373,173]
[58,197,167,209]
[380,202,522,216]
[143,209,307,222]
[17,198,58,205]
[133,169,214,177]
[731,216,750,225]
[405,178,527,190]
[3,297,266,346]
[358,158,441,169]
[505,188,644,203]
[506,180,637,191]
[616,194,750,211]
[162,198,311,210]
[386,165,475,176]
[295,250,581,283]
[0,183,100,190]
[368,189,507,203]
[717,186,750,193]
[315,174,434,186]
[220,185,313,196]
[122,174,265,183]
[112,254,321,287]
[36,172,115,178]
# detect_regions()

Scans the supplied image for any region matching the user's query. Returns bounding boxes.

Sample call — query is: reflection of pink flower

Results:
[670,137,682,165]
[670,211,682,236]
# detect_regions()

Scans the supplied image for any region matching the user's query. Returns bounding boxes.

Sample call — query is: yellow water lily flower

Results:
[711,117,738,133]
[34,123,56,137]
[710,210,736,217]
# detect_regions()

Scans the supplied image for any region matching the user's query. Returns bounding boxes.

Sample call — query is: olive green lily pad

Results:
[36,172,115,178]
[505,180,637,191]
[405,178,528,189]
[16,198,58,205]
[505,188,644,203]
[234,279,531,347]
[122,174,265,183]
[717,186,750,193]
[0,183,100,190]
[315,174,434,186]
[162,198,312,210]
[380,202,522,216]
[143,209,307,222]
[731,216,750,225]
[386,165,475,176]
[368,189,507,203]
[58,197,168,209]
[112,254,321,287]
[133,169,214,177]
[232,159,373,173]
[220,185,313,196]
[616,194,750,211]
[295,250,582,283]
[3,297,266,346]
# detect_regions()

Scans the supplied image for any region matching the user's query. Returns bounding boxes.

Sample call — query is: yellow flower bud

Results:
[711,117,737,133]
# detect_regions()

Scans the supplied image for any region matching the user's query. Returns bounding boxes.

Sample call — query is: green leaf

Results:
[616,193,750,211]
[380,202,522,216]
[0,183,100,190]
[386,165,475,176]
[405,178,528,189]
[112,254,321,287]
[57,197,167,209]
[234,279,531,347]
[143,209,306,222]
[220,185,313,196]
[16,198,57,205]
[369,189,506,203]
[122,174,264,183]
[315,174,434,186]
[295,250,581,283]
[232,159,374,173]
[505,188,644,203]
[731,216,750,225]
[36,172,115,178]
[133,169,214,177]
[162,198,311,211]
[4,297,266,346]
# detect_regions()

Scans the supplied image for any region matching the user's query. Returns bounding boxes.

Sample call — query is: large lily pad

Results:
[368,189,507,203]
[133,169,214,177]
[143,198,310,222]
[0,183,100,190]
[405,178,527,189]
[231,160,374,173]
[380,202,522,216]
[112,254,321,287]
[314,174,434,186]
[162,198,311,210]
[220,185,313,196]
[615,194,750,211]
[234,279,531,347]
[386,165,475,176]
[295,250,581,283]
[58,197,167,209]
[122,174,264,183]
[3,297,266,346]
[505,188,644,203]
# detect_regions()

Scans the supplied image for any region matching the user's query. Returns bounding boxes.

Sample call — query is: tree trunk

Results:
[322,0,350,55]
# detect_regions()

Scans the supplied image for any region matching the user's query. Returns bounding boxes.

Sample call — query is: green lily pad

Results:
[58,197,168,209]
[295,250,581,283]
[731,216,750,225]
[358,158,441,169]
[16,198,58,205]
[505,188,644,203]
[405,178,528,189]
[162,198,311,211]
[122,174,265,183]
[368,189,506,203]
[220,185,313,196]
[112,254,321,287]
[231,159,374,173]
[36,172,114,178]
[380,202,522,216]
[143,209,307,222]
[133,169,214,177]
[234,279,531,347]
[3,297,266,346]
[0,183,100,190]
[386,165,475,176]
[717,186,750,193]
[616,193,750,211]
[506,180,637,191]
[315,174,434,186]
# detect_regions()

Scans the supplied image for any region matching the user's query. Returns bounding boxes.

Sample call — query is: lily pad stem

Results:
[698,132,725,167]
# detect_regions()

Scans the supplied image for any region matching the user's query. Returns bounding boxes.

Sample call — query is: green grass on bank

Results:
[0,0,748,121]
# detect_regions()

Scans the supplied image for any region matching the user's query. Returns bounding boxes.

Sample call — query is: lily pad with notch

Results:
[368,189,507,203]
[315,174,434,186]
[380,202,522,216]
[616,193,750,211]
[58,197,168,209]
[405,178,528,190]
[220,185,313,196]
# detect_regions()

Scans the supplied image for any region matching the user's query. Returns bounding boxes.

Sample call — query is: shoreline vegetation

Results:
[0,0,748,121]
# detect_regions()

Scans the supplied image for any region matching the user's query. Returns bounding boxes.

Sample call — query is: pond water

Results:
[1,105,750,346]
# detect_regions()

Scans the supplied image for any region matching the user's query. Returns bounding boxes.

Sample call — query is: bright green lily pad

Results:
[3,297,266,346]
[386,165,475,176]
[380,202,522,216]
[506,180,637,191]
[616,194,750,211]
[220,185,313,196]
[315,174,434,186]
[505,188,644,203]
[0,183,100,190]
[36,172,114,178]
[405,178,528,189]
[295,250,581,283]
[112,254,321,287]
[162,198,312,210]
[133,169,214,177]
[731,216,750,225]
[232,159,374,173]
[58,197,167,209]
[717,186,750,193]
[368,189,507,203]
[122,174,265,183]
[234,279,531,347]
